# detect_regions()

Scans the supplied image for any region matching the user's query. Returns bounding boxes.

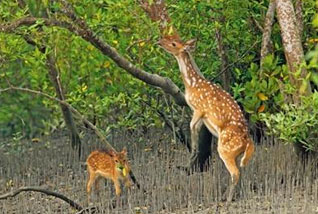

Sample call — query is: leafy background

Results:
[0,0,318,150]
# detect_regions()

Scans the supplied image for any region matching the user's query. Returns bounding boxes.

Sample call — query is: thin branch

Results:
[0,85,114,151]
[0,186,83,211]
[250,15,264,33]
[212,39,260,81]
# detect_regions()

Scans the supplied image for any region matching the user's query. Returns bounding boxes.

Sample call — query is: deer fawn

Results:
[158,35,254,201]
[86,148,132,200]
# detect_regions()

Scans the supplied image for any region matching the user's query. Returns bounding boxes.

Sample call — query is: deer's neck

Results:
[175,51,205,89]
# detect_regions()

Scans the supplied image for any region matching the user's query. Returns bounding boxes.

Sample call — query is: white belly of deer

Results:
[203,118,219,138]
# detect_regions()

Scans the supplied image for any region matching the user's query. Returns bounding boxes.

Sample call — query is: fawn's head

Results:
[158,35,196,55]
[110,147,129,175]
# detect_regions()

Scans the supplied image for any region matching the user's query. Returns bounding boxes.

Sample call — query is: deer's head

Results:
[158,35,196,55]
[110,147,129,176]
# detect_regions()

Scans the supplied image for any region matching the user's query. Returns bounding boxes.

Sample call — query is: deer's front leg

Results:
[124,176,133,189]
[189,111,204,168]
[112,178,121,196]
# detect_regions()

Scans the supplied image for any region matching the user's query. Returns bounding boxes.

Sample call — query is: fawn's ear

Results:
[121,147,127,155]
[184,39,196,52]
[108,149,116,157]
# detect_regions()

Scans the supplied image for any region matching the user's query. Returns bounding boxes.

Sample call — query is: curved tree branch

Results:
[0,186,83,211]
[0,85,113,151]
[0,16,186,106]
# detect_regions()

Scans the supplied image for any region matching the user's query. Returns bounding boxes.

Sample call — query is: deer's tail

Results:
[240,138,254,167]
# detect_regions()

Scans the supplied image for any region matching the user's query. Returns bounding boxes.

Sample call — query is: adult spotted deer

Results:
[158,35,254,201]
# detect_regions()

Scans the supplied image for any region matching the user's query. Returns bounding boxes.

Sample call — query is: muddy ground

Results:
[0,129,318,213]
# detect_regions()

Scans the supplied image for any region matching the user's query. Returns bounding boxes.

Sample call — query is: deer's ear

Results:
[109,149,116,157]
[184,39,196,51]
[121,147,127,155]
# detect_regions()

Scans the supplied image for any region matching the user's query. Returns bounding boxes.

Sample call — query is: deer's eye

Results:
[172,42,176,47]
[115,160,118,163]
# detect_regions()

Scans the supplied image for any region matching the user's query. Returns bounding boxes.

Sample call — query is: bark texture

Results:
[46,54,82,151]
[22,35,82,155]
[276,0,312,156]
[215,26,231,91]
[276,0,311,101]
[295,0,304,37]
[260,0,276,70]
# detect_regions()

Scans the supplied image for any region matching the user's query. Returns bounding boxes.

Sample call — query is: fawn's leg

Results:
[94,176,102,196]
[124,176,133,189]
[111,178,121,207]
[86,167,97,203]
[112,178,122,196]
[188,111,204,170]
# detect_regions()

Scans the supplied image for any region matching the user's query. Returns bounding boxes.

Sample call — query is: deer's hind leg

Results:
[87,166,98,203]
[87,167,97,194]
[94,176,102,196]
[218,134,244,201]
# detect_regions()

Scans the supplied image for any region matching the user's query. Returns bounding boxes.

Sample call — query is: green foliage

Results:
[233,55,286,121]
[1,0,260,139]
[260,92,318,151]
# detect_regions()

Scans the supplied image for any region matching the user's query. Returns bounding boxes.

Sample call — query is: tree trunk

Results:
[215,25,231,92]
[276,0,311,157]
[260,0,276,71]
[196,125,212,171]
[21,34,82,156]
[276,0,311,103]
[46,54,82,154]
[295,0,304,37]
